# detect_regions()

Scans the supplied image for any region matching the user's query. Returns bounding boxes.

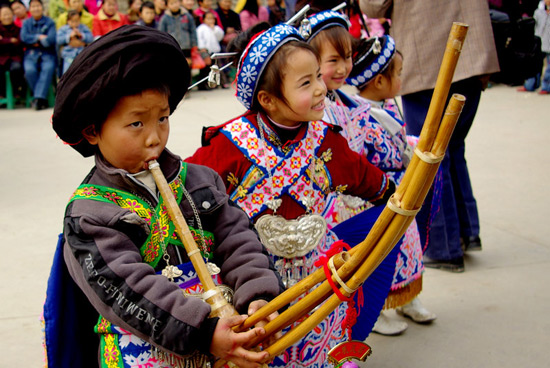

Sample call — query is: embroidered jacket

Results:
[187,111,393,221]
[63,149,282,358]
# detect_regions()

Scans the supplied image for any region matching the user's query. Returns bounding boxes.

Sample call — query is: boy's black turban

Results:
[52,25,190,157]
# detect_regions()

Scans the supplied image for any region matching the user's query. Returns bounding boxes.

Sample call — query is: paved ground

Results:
[0,83,548,366]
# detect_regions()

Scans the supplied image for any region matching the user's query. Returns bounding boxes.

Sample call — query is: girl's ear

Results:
[257,90,276,113]
[82,125,99,145]
[373,74,387,91]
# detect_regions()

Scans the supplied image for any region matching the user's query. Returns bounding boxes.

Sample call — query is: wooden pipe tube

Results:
[397,22,468,196]
[148,160,237,319]
[240,251,350,330]
[259,94,465,358]
[402,94,466,210]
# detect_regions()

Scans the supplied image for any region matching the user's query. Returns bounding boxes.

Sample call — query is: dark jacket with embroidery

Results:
[63,148,282,357]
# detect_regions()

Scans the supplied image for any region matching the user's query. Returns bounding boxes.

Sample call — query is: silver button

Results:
[202,201,211,209]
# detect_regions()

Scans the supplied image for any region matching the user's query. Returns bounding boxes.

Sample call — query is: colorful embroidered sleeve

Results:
[321,128,391,203]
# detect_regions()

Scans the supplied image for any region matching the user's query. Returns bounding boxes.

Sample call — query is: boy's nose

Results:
[145,128,161,147]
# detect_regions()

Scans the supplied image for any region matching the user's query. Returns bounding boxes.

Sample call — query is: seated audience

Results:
[56,9,92,74]
[20,0,56,110]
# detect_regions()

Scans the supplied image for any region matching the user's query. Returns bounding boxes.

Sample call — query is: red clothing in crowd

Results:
[92,9,129,37]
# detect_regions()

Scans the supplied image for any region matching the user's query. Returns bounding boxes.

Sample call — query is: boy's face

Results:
[29,1,43,19]
[182,0,195,9]
[1,7,14,26]
[102,0,117,15]
[67,14,81,28]
[154,0,166,11]
[167,0,181,13]
[141,7,155,23]
[218,0,230,11]
[199,0,212,9]
[131,0,142,12]
[11,2,27,19]
[69,0,83,12]
[203,12,215,26]
[84,90,171,174]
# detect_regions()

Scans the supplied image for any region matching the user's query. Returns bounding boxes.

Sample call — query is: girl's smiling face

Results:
[261,48,327,127]
[83,90,170,173]
[318,39,353,91]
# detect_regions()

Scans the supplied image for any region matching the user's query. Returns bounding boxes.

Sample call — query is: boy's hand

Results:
[210,314,269,368]
[248,300,281,348]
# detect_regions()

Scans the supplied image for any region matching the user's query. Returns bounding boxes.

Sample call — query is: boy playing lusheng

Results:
[48,25,281,368]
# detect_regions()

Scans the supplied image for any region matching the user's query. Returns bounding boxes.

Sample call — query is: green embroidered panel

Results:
[69,164,215,268]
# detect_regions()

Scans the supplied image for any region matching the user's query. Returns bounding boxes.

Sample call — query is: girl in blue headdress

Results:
[187,21,395,367]
[344,34,438,334]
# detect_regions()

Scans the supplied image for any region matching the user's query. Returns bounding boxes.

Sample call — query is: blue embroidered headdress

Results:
[346,35,396,88]
[303,9,349,41]
[236,23,303,110]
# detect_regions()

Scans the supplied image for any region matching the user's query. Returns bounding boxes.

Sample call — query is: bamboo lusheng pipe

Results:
[239,95,467,348]
[148,160,238,319]
[395,22,468,202]
[218,22,469,364]
[260,94,466,360]
[237,23,469,355]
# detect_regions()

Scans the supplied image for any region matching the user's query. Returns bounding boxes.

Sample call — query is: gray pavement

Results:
[0,84,548,366]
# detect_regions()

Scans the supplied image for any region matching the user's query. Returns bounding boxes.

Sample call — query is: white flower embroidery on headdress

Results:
[346,35,397,88]
[236,24,302,110]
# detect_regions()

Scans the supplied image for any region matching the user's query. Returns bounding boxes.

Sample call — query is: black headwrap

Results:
[52,25,190,157]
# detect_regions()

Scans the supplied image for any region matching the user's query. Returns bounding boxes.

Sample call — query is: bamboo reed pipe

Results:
[396,23,468,201]
[240,252,349,330]
[401,94,466,210]
[261,95,465,359]
[417,22,468,150]
[148,160,237,319]
[222,23,469,363]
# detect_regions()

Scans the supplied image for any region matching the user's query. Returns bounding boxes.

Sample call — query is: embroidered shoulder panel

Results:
[221,117,333,218]
[68,164,215,268]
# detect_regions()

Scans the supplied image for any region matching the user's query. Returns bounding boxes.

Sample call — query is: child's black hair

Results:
[228,21,319,111]
[201,10,215,22]
[67,9,80,20]
[140,0,155,12]
[10,0,26,7]
[242,0,259,16]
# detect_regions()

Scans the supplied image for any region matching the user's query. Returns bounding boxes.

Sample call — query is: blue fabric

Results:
[23,49,56,99]
[43,234,99,367]
[524,53,550,92]
[56,24,93,74]
[20,16,57,99]
[331,205,400,340]
[402,77,482,260]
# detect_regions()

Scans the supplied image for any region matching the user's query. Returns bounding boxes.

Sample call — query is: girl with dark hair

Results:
[187,21,395,367]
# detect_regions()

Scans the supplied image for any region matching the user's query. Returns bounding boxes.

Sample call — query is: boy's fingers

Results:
[227,346,269,367]
[223,314,247,328]
[232,326,265,345]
